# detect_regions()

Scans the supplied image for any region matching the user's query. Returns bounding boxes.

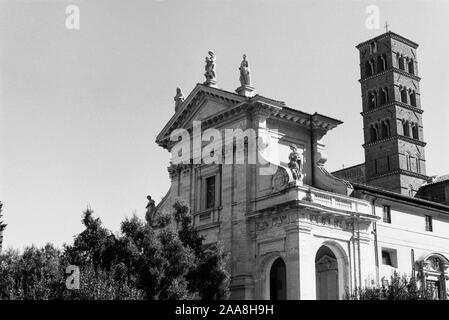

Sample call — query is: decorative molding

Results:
[361,101,423,117]
[359,67,421,83]
[363,134,427,149]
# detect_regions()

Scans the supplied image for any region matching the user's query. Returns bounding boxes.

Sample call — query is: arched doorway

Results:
[315,245,339,300]
[418,253,449,300]
[269,258,286,300]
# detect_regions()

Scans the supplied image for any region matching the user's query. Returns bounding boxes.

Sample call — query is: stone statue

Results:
[174,87,184,112]
[204,51,216,85]
[288,144,303,182]
[145,195,156,224]
[239,54,251,86]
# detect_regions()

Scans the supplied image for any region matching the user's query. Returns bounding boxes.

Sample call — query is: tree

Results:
[171,198,230,299]
[0,198,230,300]
[345,271,435,300]
[0,244,65,300]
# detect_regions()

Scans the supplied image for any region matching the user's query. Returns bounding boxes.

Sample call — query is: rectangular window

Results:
[205,176,216,209]
[382,205,391,223]
[425,215,433,232]
[382,251,392,266]
[381,248,397,267]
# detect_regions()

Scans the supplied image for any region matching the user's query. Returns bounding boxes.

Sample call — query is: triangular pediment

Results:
[185,97,232,124]
[156,84,246,147]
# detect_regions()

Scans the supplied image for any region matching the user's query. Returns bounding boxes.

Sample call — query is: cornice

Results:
[356,31,419,50]
[363,134,427,148]
[361,101,424,116]
[359,67,421,83]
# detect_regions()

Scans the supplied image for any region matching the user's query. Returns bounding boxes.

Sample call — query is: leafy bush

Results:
[344,271,435,300]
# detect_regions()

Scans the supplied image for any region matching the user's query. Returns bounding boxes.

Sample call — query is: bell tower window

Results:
[368,91,377,109]
[412,123,419,140]
[370,123,379,142]
[400,88,408,104]
[380,88,388,105]
[402,120,410,137]
[408,59,415,75]
[380,120,390,139]
[365,59,375,77]
[398,55,405,70]
[410,91,417,107]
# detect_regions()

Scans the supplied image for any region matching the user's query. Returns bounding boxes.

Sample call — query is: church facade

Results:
[154,32,449,300]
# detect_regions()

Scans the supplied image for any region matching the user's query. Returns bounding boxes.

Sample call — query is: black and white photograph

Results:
[1,0,449,316]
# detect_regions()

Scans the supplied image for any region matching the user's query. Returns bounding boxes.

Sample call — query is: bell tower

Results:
[356,31,429,196]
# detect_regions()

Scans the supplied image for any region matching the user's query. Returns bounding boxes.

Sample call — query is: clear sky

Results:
[1,0,448,250]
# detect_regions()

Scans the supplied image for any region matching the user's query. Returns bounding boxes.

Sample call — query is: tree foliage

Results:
[0,198,230,300]
[344,271,435,300]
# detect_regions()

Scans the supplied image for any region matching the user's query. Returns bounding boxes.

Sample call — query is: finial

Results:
[174,87,184,112]
[204,51,217,87]
[384,21,390,33]
[236,53,255,97]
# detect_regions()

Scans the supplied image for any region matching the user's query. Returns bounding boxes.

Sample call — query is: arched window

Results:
[408,59,415,74]
[412,123,419,139]
[368,91,377,109]
[377,55,386,72]
[403,120,410,137]
[416,155,421,174]
[365,61,372,77]
[370,123,379,142]
[406,152,412,171]
[398,55,405,70]
[410,91,417,107]
[270,258,286,300]
[400,88,408,104]
[370,41,377,54]
[365,59,375,77]
[380,88,388,105]
[380,120,390,139]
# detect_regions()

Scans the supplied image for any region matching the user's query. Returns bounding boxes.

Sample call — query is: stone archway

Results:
[418,253,449,300]
[315,245,339,300]
[315,242,349,300]
[269,257,287,300]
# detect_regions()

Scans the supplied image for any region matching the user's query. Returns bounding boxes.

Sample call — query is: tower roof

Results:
[356,31,419,50]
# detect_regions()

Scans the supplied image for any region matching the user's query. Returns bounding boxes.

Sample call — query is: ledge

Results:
[363,135,427,148]
[361,101,423,116]
[358,67,421,83]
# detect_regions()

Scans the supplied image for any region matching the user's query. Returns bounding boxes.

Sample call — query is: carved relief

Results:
[272,167,289,191]
[256,219,269,231]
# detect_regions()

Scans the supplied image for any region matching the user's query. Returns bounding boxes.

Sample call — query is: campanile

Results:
[356,31,429,195]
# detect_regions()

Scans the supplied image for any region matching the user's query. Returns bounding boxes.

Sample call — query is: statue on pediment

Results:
[239,54,251,86]
[288,144,304,183]
[204,51,216,85]
[174,87,184,112]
